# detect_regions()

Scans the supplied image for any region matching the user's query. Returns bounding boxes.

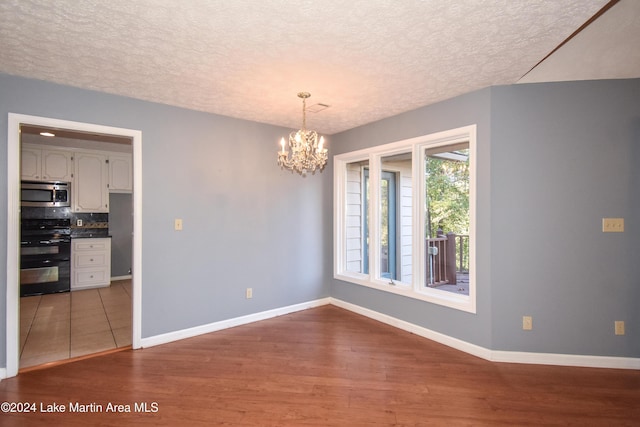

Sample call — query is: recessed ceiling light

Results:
[39,132,55,137]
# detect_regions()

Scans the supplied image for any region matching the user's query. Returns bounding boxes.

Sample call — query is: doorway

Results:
[5,113,142,378]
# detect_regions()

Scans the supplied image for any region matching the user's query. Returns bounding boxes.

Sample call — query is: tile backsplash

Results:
[71,212,108,225]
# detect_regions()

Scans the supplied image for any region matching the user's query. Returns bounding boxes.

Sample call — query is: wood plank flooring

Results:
[1,305,638,426]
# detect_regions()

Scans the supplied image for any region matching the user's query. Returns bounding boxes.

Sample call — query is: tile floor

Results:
[19,279,132,369]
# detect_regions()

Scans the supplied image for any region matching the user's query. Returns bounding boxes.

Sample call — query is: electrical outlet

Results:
[246,288,253,299]
[615,321,625,335]
[522,316,533,331]
[174,218,183,231]
[602,218,624,233]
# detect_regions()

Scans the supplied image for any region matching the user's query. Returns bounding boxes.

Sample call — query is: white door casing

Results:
[5,113,143,378]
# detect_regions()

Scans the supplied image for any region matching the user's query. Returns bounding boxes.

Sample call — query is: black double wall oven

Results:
[20,217,71,297]
[20,181,72,297]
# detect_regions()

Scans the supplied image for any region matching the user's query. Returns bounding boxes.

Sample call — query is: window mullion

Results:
[334,157,346,275]
[413,145,425,292]
[368,153,381,283]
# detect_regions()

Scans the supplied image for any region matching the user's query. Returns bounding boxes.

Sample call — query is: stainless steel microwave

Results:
[21,181,70,207]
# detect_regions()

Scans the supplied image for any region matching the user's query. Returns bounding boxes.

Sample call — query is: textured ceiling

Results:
[519,0,640,83]
[0,0,631,135]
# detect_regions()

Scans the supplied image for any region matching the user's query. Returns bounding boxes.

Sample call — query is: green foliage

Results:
[380,179,389,248]
[425,151,469,237]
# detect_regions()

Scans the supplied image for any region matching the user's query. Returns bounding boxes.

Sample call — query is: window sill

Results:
[334,273,476,314]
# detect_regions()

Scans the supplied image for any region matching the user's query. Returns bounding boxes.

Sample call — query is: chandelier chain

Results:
[302,97,306,130]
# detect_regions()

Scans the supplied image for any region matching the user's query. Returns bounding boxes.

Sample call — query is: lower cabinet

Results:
[71,238,111,290]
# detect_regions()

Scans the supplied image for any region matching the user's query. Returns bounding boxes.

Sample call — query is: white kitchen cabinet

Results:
[21,146,41,180]
[73,151,109,212]
[42,149,74,181]
[22,144,129,210]
[21,145,73,182]
[71,238,111,290]
[108,153,133,193]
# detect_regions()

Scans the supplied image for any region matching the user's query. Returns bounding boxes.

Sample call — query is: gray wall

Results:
[1,72,638,369]
[330,79,640,358]
[0,73,331,366]
[109,193,133,277]
[490,80,640,356]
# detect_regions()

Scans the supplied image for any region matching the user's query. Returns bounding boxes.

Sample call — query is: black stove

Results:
[20,217,71,296]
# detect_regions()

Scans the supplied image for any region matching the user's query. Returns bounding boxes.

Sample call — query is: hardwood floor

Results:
[1,305,638,426]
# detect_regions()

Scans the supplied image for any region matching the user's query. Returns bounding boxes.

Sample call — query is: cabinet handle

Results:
[90,258,94,262]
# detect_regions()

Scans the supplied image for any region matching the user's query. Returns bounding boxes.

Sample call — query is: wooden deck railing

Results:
[426,232,469,287]
[456,234,469,273]
[426,235,449,286]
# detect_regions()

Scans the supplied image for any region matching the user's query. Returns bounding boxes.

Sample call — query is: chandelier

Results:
[277,92,327,175]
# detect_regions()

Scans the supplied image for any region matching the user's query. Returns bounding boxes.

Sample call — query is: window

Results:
[334,125,476,313]
[344,159,369,275]
[377,151,413,285]
[378,169,398,279]
[423,143,470,294]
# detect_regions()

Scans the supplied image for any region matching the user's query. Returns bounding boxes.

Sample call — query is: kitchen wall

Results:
[0,72,331,367]
[23,134,134,278]
[109,193,133,277]
[330,78,640,358]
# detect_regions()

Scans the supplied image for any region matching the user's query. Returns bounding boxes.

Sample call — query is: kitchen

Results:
[18,125,133,369]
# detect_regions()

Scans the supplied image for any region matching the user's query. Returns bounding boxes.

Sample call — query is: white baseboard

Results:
[330,297,640,370]
[141,297,331,348]
[490,350,640,370]
[330,297,492,360]
[0,367,6,380]
[111,275,132,281]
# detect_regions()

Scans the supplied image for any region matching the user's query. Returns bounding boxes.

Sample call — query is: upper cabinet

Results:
[108,153,133,193]
[21,144,132,212]
[42,149,74,181]
[21,146,41,180]
[73,151,109,213]
[21,146,73,182]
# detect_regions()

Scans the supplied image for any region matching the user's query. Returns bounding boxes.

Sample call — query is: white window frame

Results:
[334,125,476,313]
[370,146,414,288]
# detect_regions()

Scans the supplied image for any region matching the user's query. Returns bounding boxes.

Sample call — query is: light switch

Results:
[174,218,183,231]
[602,218,624,233]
